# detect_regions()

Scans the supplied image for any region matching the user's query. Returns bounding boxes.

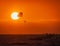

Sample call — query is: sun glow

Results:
[11,12,19,20]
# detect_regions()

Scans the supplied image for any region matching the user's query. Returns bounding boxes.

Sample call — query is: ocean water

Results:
[0,34,60,46]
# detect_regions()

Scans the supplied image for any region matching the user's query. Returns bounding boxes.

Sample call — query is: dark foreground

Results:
[0,34,60,46]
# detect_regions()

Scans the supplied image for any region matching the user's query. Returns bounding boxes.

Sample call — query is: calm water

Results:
[0,34,60,46]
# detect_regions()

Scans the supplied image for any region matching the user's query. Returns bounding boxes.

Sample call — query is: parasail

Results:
[18,12,23,17]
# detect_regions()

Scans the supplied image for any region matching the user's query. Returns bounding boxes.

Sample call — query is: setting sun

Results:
[0,0,60,34]
[11,12,19,20]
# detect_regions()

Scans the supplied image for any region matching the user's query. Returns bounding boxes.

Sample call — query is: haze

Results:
[0,0,60,34]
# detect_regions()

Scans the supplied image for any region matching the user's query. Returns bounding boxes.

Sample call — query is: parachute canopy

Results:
[18,12,23,17]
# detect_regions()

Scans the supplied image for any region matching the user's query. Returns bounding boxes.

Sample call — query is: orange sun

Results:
[11,12,19,20]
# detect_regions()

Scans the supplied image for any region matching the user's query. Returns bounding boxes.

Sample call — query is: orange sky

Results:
[0,0,60,34]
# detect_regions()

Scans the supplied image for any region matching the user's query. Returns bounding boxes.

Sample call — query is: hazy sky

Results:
[0,0,60,34]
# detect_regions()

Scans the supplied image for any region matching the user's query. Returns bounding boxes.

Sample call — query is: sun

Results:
[11,12,19,20]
